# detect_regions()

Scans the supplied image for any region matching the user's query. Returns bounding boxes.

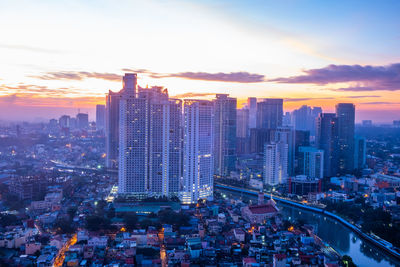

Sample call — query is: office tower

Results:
[256,98,283,129]
[237,108,249,138]
[118,86,182,197]
[247,97,257,128]
[310,107,322,136]
[96,104,106,130]
[236,108,250,155]
[213,94,237,177]
[76,113,89,129]
[59,115,70,128]
[292,105,321,136]
[272,127,295,176]
[105,73,137,168]
[298,146,324,179]
[263,142,288,186]
[282,112,292,126]
[394,120,400,128]
[362,120,372,127]
[181,100,214,204]
[249,128,273,154]
[336,103,355,173]
[316,113,339,177]
[354,136,366,170]
[295,130,310,174]
[69,118,77,129]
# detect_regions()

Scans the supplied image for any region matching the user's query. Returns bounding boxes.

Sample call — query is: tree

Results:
[123,213,138,230]
[341,255,356,267]
[67,207,77,220]
[55,218,75,234]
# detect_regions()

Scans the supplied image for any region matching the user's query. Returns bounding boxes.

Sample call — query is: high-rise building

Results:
[295,130,310,174]
[181,100,214,204]
[298,146,324,179]
[96,104,106,130]
[336,103,355,173]
[272,127,295,176]
[247,97,257,129]
[237,108,249,138]
[316,113,339,177]
[256,98,283,129]
[263,142,288,186]
[292,105,321,136]
[236,108,250,155]
[249,128,273,154]
[118,85,182,197]
[213,94,237,177]
[354,136,366,170]
[282,112,292,126]
[105,73,137,168]
[362,120,372,127]
[76,113,89,129]
[59,115,70,128]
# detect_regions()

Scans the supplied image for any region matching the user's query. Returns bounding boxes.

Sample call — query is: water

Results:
[218,189,400,267]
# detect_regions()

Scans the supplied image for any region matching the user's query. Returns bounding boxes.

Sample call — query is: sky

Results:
[0,0,400,123]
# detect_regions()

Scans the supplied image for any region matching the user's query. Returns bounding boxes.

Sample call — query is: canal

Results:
[217,188,400,267]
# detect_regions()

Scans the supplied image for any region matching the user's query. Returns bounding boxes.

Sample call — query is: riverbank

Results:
[215,183,400,262]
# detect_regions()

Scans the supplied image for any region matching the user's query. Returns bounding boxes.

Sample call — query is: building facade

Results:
[316,113,339,177]
[336,103,355,174]
[181,100,214,204]
[256,98,283,129]
[118,85,182,197]
[213,94,237,177]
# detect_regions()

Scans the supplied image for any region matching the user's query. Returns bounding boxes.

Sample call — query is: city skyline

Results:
[1,0,400,122]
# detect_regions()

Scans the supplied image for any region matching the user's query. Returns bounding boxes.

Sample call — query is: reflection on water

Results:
[218,189,400,267]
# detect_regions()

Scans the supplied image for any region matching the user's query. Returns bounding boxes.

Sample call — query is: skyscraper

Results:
[256,98,283,129]
[292,105,322,137]
[59,115,70,128]
[236,108,249,138]
[354,136,366,170]
[272,127,295,176]
[181,100,214,204]
[96,104,106,130]
[316,113,339,177]
[118,85,182,197]
[105,73,137,168]
[76,113,89,129]
[213,94,237,177]
[336,103,355,174]
[263,142,288,186]
[247,97,257,129]
[298,146,324,179]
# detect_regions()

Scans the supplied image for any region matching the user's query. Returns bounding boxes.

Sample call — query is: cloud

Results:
[0,93,103,107]
[171,92,216,98]
[361,101,400,105]
[159,72,265,83]
[284,97,334,102]
[345,95,381,98]
[123,68,266,83]
[32,71,122,81]
[33,68,266,84]
[0,83,84,97]
[0,43,66,54]
[270,63,400,91]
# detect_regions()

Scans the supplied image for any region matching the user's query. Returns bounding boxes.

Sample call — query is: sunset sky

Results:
[1,0,400,122]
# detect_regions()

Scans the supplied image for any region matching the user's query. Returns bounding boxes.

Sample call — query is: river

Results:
[217,188,400,267]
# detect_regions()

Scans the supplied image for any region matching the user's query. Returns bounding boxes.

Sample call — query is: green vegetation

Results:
[323,198,400,247]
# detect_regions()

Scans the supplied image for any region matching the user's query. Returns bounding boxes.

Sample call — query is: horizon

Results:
[1,0,400,122]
